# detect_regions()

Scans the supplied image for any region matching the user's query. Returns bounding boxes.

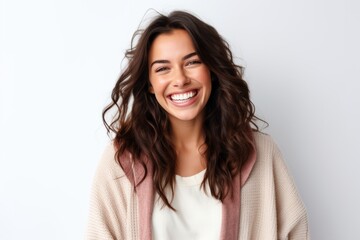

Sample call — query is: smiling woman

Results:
[86,10,309,240]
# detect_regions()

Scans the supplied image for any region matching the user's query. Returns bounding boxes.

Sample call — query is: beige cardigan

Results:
[86,132,309,239]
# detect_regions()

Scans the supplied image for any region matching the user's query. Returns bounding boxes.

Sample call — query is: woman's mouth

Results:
[169,90,198,102]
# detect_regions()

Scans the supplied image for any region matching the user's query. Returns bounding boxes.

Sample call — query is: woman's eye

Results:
[155,67,169,73]
[186,60,202,66]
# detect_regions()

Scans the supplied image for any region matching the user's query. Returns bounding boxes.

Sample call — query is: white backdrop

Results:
[1,0,359,239]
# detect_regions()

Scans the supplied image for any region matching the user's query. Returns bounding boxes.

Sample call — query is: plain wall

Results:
[1,0,359,239]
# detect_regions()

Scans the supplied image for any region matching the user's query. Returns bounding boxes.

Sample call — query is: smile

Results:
[169,90,198,102]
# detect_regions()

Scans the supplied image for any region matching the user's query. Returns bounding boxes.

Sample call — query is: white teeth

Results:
[170,91,196,101]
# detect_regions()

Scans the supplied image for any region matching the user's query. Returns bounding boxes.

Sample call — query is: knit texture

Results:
[85,132,309,239]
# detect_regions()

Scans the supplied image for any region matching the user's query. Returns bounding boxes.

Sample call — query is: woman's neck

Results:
[169,116,207,176]
[170,116,204,149]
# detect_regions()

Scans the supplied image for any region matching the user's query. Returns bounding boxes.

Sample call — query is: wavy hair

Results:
[103,10,263,209]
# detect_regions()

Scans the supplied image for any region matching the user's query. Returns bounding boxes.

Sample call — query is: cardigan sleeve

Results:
[85,143,134,240]
[272,143,310,240]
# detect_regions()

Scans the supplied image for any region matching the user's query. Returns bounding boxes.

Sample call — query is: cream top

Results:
[152,169,222,240]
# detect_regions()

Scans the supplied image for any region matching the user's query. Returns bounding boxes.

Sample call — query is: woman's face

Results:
[148,29,212,124]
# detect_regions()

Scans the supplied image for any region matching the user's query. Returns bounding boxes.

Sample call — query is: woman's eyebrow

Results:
[150,52,198,68]
[150,60,169,68]
[182,52,197,60]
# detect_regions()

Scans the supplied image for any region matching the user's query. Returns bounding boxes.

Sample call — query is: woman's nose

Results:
[172,68,190,87]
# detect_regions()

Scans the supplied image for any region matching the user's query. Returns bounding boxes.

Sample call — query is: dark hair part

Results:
[103,10,264,209]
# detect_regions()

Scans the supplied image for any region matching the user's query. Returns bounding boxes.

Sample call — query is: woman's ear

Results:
[149,85,154,94]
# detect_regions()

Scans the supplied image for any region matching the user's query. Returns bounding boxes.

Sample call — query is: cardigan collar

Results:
[121,136,257,240]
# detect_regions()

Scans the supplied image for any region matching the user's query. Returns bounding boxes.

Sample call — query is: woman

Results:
[86,10,309,240]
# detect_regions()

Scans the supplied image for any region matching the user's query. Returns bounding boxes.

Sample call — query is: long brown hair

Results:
[103,10,263,208]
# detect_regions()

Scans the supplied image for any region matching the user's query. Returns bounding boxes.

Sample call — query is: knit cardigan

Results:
[86,132,309,240]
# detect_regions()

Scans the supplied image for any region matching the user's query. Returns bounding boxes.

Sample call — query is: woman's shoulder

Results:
[252,131,279,156]
[94,141,130,179]
[251,131,289,172]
